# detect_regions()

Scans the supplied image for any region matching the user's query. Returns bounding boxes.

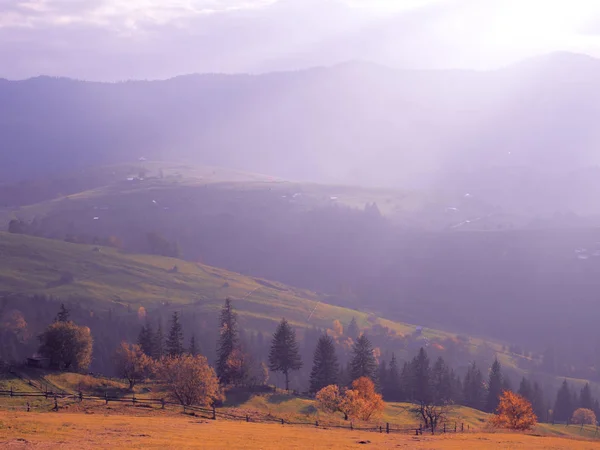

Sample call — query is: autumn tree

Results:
[347,377,385,421]
[572,408,597,429]
[166,312,184,357]
[349,334,377,383]
[269,318,302,391]
[491,391,537,430]
[114,342,153,389]
[38,321,93,371]
[316,384,345,416]
[216,299,240,385]
[309,334,339,394]
[156,354,222,407]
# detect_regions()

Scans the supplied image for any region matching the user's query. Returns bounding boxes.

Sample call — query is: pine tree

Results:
[347,317,360,341]
[431,356,452,404]
[269,318,302,391]
[400,362,412,402]
[189,334,199,356]
[385,353,402,401]
[410,348,431,404]
[137,322,155,357]
[378,360,388,394]
[55,303,70,322]
[349,334,377,382]
[518,377,532,401]
[532,382,547,422]
[580,383,593,410]
[166,312,184,357]
[309,334,339,393]
[153,319,164,359]
[216,298,240,385]
[486,358,503,412]
[463,362,485,410]
[554,380,573,423]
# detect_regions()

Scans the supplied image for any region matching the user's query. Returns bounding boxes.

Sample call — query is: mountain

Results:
[3,53,600,192]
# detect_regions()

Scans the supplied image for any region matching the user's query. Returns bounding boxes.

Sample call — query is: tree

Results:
[346,377,385,421]
[188,335,199,356]
[518,377,532,401]
[38,321,93,371]
[491,391,537,431]
[572,408,597,429]
[269,318,302,390]
[309,334,339,394]
[316,384,344,415]
[55,303,70,322]
[580,383,593,411]
[153,319,164,359]
[156,354,222,407]
[115,342,153,389]
[137,322,155,357]
[216,299,240,385]
[431,356,452,404]
[531,382,547,423]
[349,334,377,383]
[410,348,431,404]
[166,312,184,357]
[486,358,503,413]
[347,317,360,341]
[384,353,402,401]
[554,380,573,423]
[463,362,485,410]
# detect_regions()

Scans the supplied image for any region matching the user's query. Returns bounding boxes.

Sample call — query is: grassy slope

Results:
[0,231,416,333]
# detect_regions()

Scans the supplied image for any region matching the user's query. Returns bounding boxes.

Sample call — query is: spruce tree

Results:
[463,362,485,410]
[410,348,431,404]
[347,317,360,341]
[486,358,503,412]
[554,380,573,423]
[153,319,164,359]
[431,356,452,403]
[189,334,199,356]
[309,334,339,393]
[269,318,302,391]
[216,298,240,385]
[385,353,402,401]
[56,303,70,322]
[137,322,155,357]
[166,311,184,357]
[532,381,547,422]
[518,377,533,401]
[349,334,377,382]
[580,383,593,410]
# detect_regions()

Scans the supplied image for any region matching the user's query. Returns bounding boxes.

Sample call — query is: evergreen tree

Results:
[55,303,70,322]
[166,312,184,357]
[431,356,452,404]
[450,369,462,404]
[532,382,547,422]
[309,334,339,393]
[269,318,302,391]
[518,377,533,401]
[399,362,412,402]
[486,358,503,412]
[385,353,402,401]
[216,299,240,384]
[502,375,512,393]
[378,360,388,394]
[410,348,431,404]
[554,380,573,423]
[580,383,593,410]
[349,334,377,382]
[347,317,360,341]
[153,318,164,359]
[463,362,485,410]
[189,334,199,356]
[137,322,155,357]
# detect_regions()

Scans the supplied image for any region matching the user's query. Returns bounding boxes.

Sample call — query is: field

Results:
[2,410,600,449]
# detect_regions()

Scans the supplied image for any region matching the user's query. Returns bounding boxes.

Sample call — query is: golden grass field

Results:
[2,410,600,449]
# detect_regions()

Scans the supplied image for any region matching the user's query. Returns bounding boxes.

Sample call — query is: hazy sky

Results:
[1,0,600,80]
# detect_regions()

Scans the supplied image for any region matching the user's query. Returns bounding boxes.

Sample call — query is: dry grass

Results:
[1,410,600,449]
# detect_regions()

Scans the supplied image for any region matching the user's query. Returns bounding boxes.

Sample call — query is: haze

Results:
[2,0,600,80]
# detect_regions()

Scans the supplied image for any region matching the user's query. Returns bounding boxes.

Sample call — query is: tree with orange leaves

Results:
[491,391,537,431]
[316,377,384,421]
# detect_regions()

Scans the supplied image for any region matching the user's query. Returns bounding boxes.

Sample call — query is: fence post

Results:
[27,402,30,412]
[386,423,389,434]
[132,395,136,405]
[54,395,58,411]
[10,386,13,398]
[281,419,284,425]
[416,428,419,436]
[79,391,83,402]
[351,422,353,431]
[247,415,250,423]
[161,398,165,410]
[379,426,382,433]
[461,423,464,432]
[419,424,422,435]
[454,422,457,433]
[105,392,109,405]
[315,420,319,428]
[212,405,216,420]
[443,423,446,434]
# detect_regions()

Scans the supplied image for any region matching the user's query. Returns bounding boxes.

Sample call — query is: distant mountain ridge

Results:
[2,52,600,191]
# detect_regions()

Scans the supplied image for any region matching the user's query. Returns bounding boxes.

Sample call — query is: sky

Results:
[1,0,600,80]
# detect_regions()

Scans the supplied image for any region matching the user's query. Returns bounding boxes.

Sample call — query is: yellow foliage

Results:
[491,390,537,431]
[316,378,384,422]
[572,408,597,426]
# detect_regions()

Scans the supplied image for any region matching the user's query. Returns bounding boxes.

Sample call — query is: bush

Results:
[490,391,537,431]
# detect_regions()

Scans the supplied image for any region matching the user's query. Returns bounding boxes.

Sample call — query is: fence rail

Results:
[0,388,463,436]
